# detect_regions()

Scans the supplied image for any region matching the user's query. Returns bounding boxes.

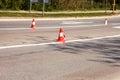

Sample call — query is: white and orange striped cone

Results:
[105,18,108,25]
[31,18,36,29]
[57,28,65,43]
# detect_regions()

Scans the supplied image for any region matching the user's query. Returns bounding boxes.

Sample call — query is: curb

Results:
[0,15,120,21]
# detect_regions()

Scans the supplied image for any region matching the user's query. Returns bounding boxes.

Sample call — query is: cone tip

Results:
[60,27,63,32]
[32,18,35,21]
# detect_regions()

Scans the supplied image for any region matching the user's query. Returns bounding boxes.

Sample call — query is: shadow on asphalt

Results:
[50,37,120,67]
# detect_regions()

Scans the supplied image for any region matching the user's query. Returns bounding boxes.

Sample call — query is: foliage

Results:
[0,0,120,11]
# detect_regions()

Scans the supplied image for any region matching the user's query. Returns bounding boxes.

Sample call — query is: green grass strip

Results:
[0,12,113,17]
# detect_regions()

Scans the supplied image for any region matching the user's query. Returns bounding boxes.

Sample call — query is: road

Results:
[0,16,120,28]
[0,16,120,80]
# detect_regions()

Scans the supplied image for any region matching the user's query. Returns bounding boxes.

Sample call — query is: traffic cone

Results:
[31,18,36,29]
[57,28,65,43]
[105,18,108,25]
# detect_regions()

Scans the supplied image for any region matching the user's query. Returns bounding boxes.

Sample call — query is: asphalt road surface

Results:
[0,16,120,28]
[0,16,120,80]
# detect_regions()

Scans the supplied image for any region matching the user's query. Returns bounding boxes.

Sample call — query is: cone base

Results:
[31,25,36,29]
[57,38,65,43]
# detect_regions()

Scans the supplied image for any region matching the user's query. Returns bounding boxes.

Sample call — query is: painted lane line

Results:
[0,42,60,50]
[112,23,120,25]
[62,21,93,24]
[0,24,104,30]
[2,22,120,31]
[113,26,120,29]
[38,24,104,28]
[0,35,120,50]
[66,35,120,43]
[0,28,30,30]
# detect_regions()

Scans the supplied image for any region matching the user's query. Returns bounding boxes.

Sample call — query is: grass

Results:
[45,13,113,17]
[0,12,113,17]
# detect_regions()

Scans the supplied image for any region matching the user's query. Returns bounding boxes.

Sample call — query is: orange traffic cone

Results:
[57,28,65,43]
[31,18,36,29]
[105,18,108,25]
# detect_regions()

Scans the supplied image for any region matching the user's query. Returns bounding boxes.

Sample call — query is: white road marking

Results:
[1,22,120,31]
[0,35,120,50]
[0,24,104,30]
[113,26,120,29]
[66,35,120,43]
[0,42,60,50]
[0,28,30,30]
[112,23,120,25]
[62,21,93,24]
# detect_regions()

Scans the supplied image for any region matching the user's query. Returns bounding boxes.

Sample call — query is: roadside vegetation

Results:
[0,12,113,17]
[0,0,119,17]
[0,0,120,11]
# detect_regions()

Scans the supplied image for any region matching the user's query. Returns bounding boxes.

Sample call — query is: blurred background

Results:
[0,0,119,12]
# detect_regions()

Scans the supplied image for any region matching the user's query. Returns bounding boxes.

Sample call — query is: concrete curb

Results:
[0,15,120,21]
